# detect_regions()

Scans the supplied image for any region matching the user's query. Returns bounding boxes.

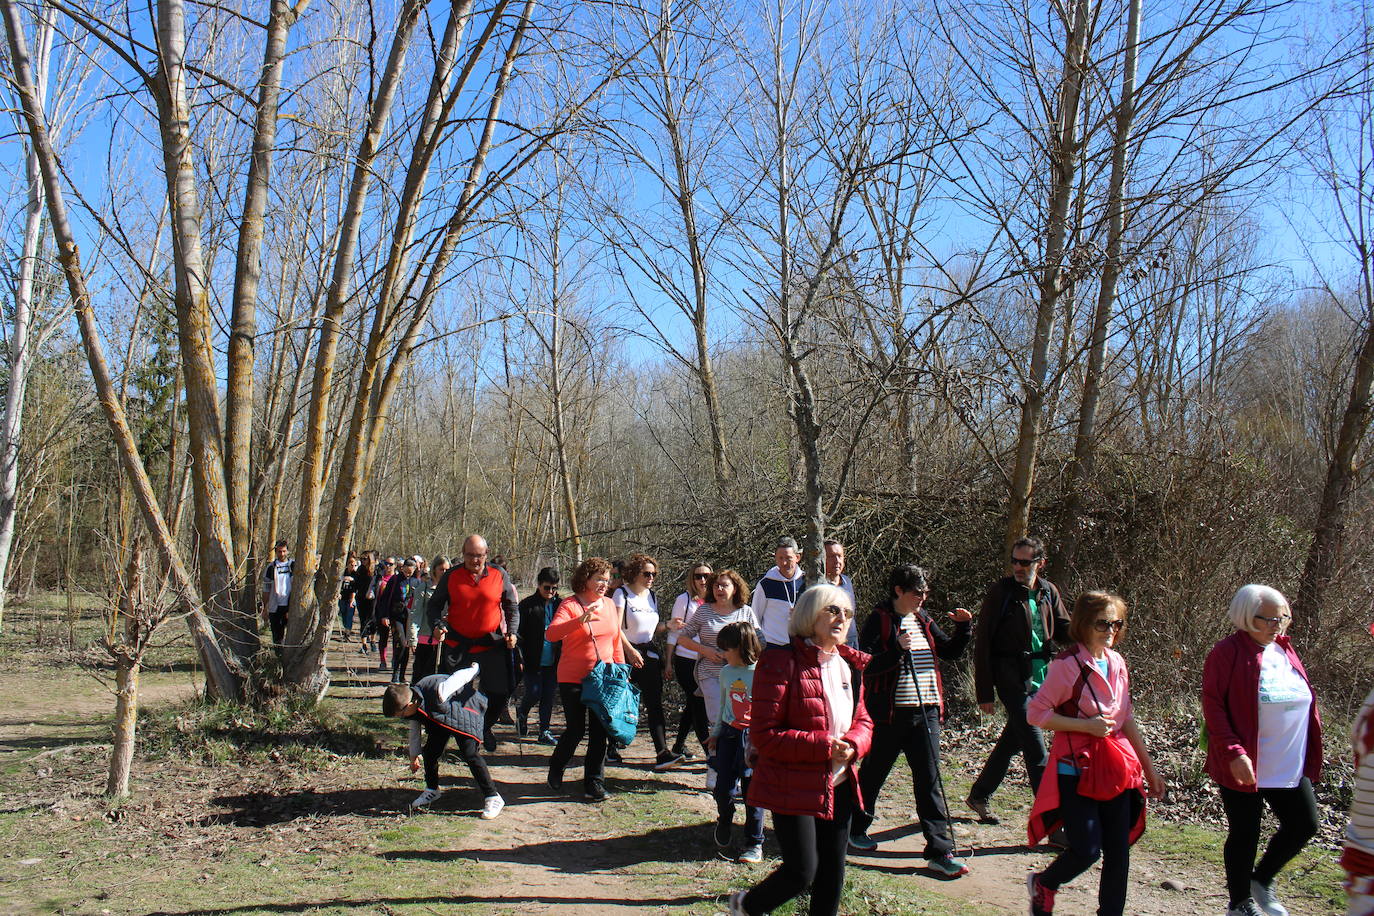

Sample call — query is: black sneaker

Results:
[653,751,685,772]
[606,747,623,764]
[483,729,497,753]
[714,818,732,848]
[585,781,608,802]
[547,770,564,792]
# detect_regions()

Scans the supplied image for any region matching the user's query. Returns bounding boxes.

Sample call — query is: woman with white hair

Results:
[723,583,873,916]
[1202,584,1323,916]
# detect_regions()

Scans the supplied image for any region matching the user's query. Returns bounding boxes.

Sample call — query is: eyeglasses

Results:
[1010,556,1040,567]
[1254,614,1290,628]
[822,604,854,620]
[1092,619,1125,633]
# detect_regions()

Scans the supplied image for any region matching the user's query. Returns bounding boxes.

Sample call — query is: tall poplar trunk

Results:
[1003,0,1091,556]
[1,0,239,698]
[0,3,54,634]
[1053,0,1139,583]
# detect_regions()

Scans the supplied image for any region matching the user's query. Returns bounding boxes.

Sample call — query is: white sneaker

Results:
[1250,880,1289,916]
[410,787,442,810]
[480,794,505,819]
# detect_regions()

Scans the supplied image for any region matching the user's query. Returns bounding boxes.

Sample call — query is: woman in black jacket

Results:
[849,564,973,877]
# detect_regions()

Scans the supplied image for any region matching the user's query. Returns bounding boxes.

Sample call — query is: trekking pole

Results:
[904,624,965,857]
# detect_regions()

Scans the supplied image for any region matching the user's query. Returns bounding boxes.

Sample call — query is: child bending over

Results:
[382,665,505,819]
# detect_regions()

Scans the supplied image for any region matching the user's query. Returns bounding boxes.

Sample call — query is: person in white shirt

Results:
[614,553,679,770]
[261,540,293,649]
[754,537,807,649]
[666,563,714,762]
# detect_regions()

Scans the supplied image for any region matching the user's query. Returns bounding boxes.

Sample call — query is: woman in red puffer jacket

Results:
[724,584,873,916]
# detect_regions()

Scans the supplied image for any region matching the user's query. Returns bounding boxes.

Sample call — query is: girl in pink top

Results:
[544,556,624,802]
[1025,592,1165,916]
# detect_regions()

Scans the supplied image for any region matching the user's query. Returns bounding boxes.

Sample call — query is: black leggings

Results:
[630,647,668,755]
[550,682,608,788]
[672,654,709,754]
[421,723,497,797]
[1039,775,1135,916]
[1219,778,1319,907]
[743,788,854,916]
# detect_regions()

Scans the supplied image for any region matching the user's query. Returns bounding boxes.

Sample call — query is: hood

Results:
[762,565,805,583]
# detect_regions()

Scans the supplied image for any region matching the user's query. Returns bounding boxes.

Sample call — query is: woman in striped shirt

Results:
[849,564,973,877]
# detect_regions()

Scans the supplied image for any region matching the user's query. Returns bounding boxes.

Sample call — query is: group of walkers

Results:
[265,531,1370,916]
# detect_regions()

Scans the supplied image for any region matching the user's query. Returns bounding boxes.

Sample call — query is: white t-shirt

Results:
[1256,641,1313,789]
[266,559,292,612]
[817,645,854,787]
[614,587,660,647]
[669,592,703,661]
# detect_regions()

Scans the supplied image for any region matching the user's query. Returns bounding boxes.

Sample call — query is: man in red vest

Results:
[428,534,519,751]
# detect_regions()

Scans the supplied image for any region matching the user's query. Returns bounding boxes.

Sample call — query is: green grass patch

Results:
[137,694,385,764]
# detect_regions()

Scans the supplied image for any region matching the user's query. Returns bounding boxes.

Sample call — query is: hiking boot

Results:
[966,796,1000,824]
[1226,901,1265,916]
[738,843,763,864]
[606,746,623,764]
[653,751,685,772]
[848,832,878,851]
[1249,881,1289,916]
[479,795,505,820]
[585,780,608,802]
[547,769,564,792]
[483,729,497,753]
[538,730,558,746]
[410,788,442,810]
[714,818,732,848]
[927,854,969,877]
[1028,872,1055,916]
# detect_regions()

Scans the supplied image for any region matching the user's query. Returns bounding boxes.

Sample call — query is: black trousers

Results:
[970,667,1048,800]
[441,645,511,736]
[1219,778,1319,907]
[268,611,288,649]
[420,721,497,797]
[743,787,854,916]
[391,645,411,683]
[411,643,439,684]
[672,654,709,754]
[630,646,669,755]
[1039,774,1135,916]
[852,705,952,858]
[551,682,607,789]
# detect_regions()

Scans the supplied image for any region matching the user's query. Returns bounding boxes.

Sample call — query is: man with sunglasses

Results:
[967,535,1071,826]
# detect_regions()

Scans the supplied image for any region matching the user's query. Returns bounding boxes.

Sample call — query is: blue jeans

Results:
[518,665,558,733]
[714,725,763,845]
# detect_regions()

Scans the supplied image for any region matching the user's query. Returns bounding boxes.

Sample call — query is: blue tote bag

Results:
[580,621,640,748]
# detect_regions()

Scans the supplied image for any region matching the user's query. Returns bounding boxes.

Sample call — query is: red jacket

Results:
[1202,630,1323,792]
[745,638,874,819]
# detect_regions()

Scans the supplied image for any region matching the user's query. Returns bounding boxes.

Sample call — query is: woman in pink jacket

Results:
[1026,592,1165,916]
[724,583,873,916]
[1203,584,1322,916]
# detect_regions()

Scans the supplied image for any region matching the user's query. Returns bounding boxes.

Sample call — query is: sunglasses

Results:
[1093,618,1125,633]
[822,604,854,620]
[642,571,657,578]
[693,573,711,580]
[1010,556,1040,567]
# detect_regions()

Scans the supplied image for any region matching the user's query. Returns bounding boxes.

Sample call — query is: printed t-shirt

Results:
[1257,641,1313,789]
